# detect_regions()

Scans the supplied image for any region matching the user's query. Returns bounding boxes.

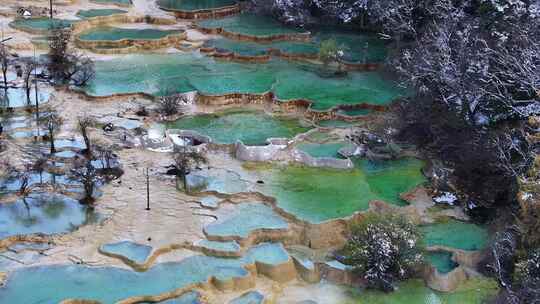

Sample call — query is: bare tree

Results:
[77,115,94,155]
[70,54,95,87]
[0,44,8,91]
[47,26,95,86]
[42,112,63,154]
[16,166,31,196]
[32,157,48,184]
[70,160,99,205]
[173,146,207,193]
[22,60,35,106]
[158,87,186,116]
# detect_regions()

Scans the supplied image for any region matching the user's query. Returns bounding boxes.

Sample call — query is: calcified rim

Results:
[157,0,240,15]
[200,45,382,71]
[75,30,187,52]
[194,23,312,43]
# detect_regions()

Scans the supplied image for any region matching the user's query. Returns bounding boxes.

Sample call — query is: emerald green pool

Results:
[79,27,181,41]
[76,9,128,19]
[198,13,303,37]
[427,251,458,274]
[204,37,315,57]
[347,278,499,304]
[91,0,132,5]
[165,109,310,145]
[10,18,73,32]
[296,142,350,158]
[313,29,388,63]
[205,29,387,63]
[338,108,372,116]
[158,0,236,11]
[86,54,404,110]
[250,158,426,223]
[421,219,489,251]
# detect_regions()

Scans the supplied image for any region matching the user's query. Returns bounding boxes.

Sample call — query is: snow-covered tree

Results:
[341,213,423,291]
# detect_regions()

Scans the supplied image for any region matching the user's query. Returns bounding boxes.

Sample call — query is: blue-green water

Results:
[158,0,236,11]
[0,243,288,303]
[198,13,302,37]
[197,240,240,253]
[296,142,351,158]
[0,193,97,239]
[204,202,288,238]
[86,54,404,110]
[165,109,310,145]
[76,9,128,18]
[421,219,489,251]
[10,18,73,31]
[427,251,459,274]
[204,29,387,63]
[3,87,50,108]
[250,158,426,223]
[142,291,201,303]
[78,27,182,41]
[91,0,132,5]
[100,241,153,264]
[230,291,265,304]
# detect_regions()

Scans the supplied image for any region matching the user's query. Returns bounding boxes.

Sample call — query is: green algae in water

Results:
[421,219,489,251]
[79,27,181,41]
[165,109,310,145]
[158,0,236,11]
[0,243,287,303]
[204,203,288,238]
[10,18,73,31]
[347,278,499,304]
[427,251,458,274]
[198,13,302,37]
[86,54,404,110]
[253,158,425,223]
[76,9,127,19]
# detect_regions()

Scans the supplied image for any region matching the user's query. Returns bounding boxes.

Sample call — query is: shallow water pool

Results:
[78,27,182,41]
[198,13,302,37]
[421,219,489,251]
[250,158,425,223]
[165,109,310,145]
[0,193,98,239]
[76,9,128,19]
